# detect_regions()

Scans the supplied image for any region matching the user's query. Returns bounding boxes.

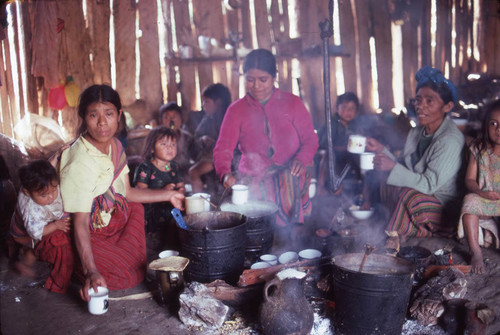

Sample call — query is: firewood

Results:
[237,258,321,287]
[205,280,263,306]
[423,265,471,279]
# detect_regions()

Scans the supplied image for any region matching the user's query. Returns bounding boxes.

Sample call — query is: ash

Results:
[401,319,446,335]
[214,313,447,334]
[311,312,333,335]
[310,315,447,335]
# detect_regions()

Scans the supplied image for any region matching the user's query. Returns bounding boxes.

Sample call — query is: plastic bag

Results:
[13,113,67,156]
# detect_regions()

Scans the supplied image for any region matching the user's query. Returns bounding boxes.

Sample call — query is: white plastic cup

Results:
[360,152,375,170]
[260,254,278,265]
[309,178,317,198]
[231,184,249,205]
[278,251,299,264]
[298,249,322,260]
[88,286,109,315]
[185,196,206,215]
[198,35,211,57]
[251,261,271,269]
[158,250,180,259]
[179,45,193,59]
[347,135,366,153]
[192,193,211,212]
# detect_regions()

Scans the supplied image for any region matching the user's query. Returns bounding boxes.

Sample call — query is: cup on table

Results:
[185,196,206,215]
[347,135,366,153]
[159,250,179,259]
[260,254,278,266]
[88,286,109,315]
[360,152,375,170]
[231,184,249,205]
[192,192,212,212]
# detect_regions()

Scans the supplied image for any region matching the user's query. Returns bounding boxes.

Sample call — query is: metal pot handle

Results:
[169,271,180,288]
[264,277,280,303]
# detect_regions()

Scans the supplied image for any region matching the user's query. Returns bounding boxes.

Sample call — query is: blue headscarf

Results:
[415,66,457,105]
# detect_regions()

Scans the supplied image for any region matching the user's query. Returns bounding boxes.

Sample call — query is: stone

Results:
[410,266,467,326]
[178,282,230,328]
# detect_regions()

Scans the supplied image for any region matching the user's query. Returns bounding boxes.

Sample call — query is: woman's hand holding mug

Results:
[365,138,385,154]
[167,191,185,210]
[373,153,396,171]
[223,173,236,189]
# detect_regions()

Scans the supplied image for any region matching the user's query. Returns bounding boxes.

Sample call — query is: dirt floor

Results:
[1,194,500,335]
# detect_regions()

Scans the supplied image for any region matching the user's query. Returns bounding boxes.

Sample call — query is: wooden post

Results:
[371,0,394,111]
[9,4,25,121]
[254,0,273,50]
[0,42,14,138]
[172,0,197,112]
[482,0,500,75]
[113,0,136,107]
[58,2,93,92]
[138,0,163,117]
[420,0,432,68]
[88,0,111,85]
[338,0,357,94]
[354,0,374,111]
[20,2,38,118]
[402,0,422,101]
[159,0,177,103]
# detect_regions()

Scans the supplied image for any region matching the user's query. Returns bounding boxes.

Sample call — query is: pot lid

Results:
[220,200,278,217]
[148,256,189,272]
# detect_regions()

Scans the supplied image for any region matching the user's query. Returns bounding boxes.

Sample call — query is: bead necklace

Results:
[154,159,171,171]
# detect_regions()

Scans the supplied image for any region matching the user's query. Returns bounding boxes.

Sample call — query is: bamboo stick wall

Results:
[0,0,498,142]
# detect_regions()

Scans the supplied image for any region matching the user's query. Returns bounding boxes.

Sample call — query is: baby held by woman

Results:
[10,159,70,277]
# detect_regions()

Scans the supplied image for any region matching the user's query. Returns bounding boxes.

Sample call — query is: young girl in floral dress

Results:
[134,127,185,241]
[459,99,500,274]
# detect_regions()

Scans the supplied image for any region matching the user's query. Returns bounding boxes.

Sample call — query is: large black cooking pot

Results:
[220,201,278,267]
[331,253,415,335]
[176,211,247,285]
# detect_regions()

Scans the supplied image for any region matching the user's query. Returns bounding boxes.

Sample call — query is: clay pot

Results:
[259,269,314,335]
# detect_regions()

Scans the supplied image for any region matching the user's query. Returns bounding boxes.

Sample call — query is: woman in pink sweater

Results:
[213,49,318,243]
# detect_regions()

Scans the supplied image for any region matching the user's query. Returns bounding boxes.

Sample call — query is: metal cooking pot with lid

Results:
[220,201,278,267]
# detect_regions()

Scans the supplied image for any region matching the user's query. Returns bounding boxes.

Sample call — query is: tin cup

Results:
[231,184,249,205]
[360,152,375,170]
[159,250,179,259]
[251,261,272,269]
[347,135,366,153]
[278,251,299,264]
[185,196,206,215]
[192,192,212,212]
[298,249,322,260]
[260,254,278,265]
[88,286,109,315]
[309,178,317,198]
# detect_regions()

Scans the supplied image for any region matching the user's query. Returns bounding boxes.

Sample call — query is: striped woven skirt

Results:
[36,202,146,293]
[386,187,446,239]
[248,167,312,227]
